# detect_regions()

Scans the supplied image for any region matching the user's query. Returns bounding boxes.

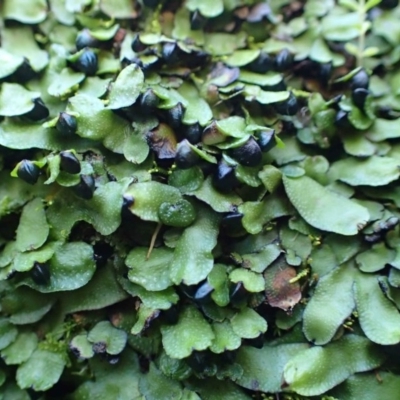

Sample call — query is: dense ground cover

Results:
[0,0,400,398]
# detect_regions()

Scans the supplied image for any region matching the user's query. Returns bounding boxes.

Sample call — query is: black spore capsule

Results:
[12,58,36,83]
[212,161,239,193]
[229,137,262,167]
[352,88,370,110]
[257,130,276,152]
[143,0,162,8]
[76,29,101,50]
[194,281,214,304]
[131,34,147,53]
[335,109,351,129]
[56,112,78,136]
[74,48,98,76]
[274,48,294,71]
[221,212,243,234]
[182,122,202,144]
[190,10,207,30]
[31,262,51,285]
[380,0,399,9]
[167,102,184,129]
[17,160,40,185]
[162,42,181,65]
[273,92,299,116]
[229,281,247,304]
[73,175,96,200]
[350,68,369,91]
[247,51,274,73]
[60,151,81,174]
[175,139,199,169]
[140,88,159,113]
[24,98,49,121]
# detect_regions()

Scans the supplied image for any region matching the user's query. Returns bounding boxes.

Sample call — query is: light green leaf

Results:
[0,319,18,350]
[60,266,128,314]
[332,372,400,400]
[236,343,309,393]
[342,131,376,157]
[172,7,204,45]
[216,116,247,139]
[107,64,144,109]
[239,71,282,87]
[17,349,66,392]
[241,244,281,273]
[161,305,215,359]
[88,321,128,355]
[329,156,400,186]
[125,181,182,222]
[354,274,400,344]
[283,175,369,235]
[310,37,333,63]
[348,101,375,130]
[169,167,204,194]
[130,304,160,335]
[69,334,94,359]
[366,119,400,141]
[244,85,290,104]
[309,244,338,277]
[191,378,250,400]
[67,94,130,141]
[0,119,92,151]
[47,68,85,98]
[2,27,48,71]
[139,362,183,400]
[179,82,212,126]
[23,242,96,293]
[2,286,54,325]
[16,198,49,252]
[229,269,265,293]
[1,332,38,365]
[322,11,360,41]
[208,264,230,307]
[192,176,242,212]
[225,50,260,67]
[0,382,30,400]
[70,349,141,400]
[0,49,24,79]
[303,263,357,345]
[3,0,47,24]
[280,225,312,262]
[122,277,178,312]
[231,308,267,339]
[126,247,174,291]
[356,242,395,273]
[100,0,135,18]
[258,165,283,193]
[204,32,246,56]
[0,84,39,117]
[169,203,220,285]
[283,335,385,396]
[210,321,241,354]
[186,0,224,17]
[47,180,130,239]
[239,192,293,235]
[78,76,111,98]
